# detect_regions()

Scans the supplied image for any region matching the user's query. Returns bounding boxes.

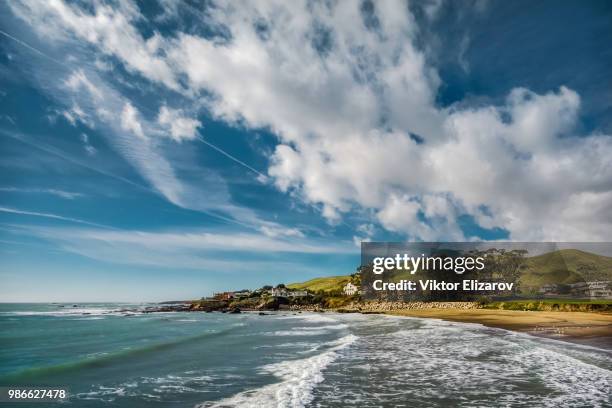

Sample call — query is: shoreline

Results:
[152,301,612,350]
[385,308,612,350]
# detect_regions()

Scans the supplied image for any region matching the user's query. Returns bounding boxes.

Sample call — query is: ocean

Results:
[0,303,610,407]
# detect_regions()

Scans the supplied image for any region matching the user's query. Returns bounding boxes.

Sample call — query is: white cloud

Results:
[157,106,201,141]
[80,133,97,155]
[64,70,103,100]
[61,103,94,128]
[61,70,184,206]
[40,67,294,234]
[259,224,304,238]
[0,206,107,228]
[423,0,444,20]
[0,187,83,199]
[21,226,356,270]
[9,0,612,241]
[9,0,179,90]
[352,223,376,247]
[120,102,146,140]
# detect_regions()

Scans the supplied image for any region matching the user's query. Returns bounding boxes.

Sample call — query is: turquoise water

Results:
[0,304,610,407]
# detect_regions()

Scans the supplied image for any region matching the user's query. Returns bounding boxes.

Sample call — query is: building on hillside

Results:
[214,292,235,300]
[570,281,612,298]
[538,284,559,295]
[343,282,359,296]
[233,290,252,299]
[288,290,308,298]
[271,287,288,297]
[539,281,612,299]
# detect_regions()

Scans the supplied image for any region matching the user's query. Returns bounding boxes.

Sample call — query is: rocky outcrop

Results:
[189,300,228,312]
[257,296,290,311]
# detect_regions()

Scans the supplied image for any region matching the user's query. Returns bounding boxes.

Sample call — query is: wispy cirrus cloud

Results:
[0,187,84,199]
[14,225,356,270]
[2,14,284,237]
[0,206,111,229]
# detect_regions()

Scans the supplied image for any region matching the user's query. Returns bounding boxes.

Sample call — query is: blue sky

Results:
[1,0,611,301]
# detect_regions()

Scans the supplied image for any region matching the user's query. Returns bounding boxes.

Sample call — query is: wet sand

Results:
[388,308,612,349]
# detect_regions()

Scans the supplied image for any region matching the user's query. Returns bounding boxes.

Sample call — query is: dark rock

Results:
[190,300,228,312]
[257,296,291,311]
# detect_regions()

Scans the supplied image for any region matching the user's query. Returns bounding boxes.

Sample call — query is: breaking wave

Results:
[199,334,358,408]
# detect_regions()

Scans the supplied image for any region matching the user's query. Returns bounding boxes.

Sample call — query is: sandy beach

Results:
[388,308,612,349]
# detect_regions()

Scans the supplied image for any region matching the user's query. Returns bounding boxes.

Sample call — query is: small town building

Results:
[343,282,359,296]
[233,290,252,299]
[213,292,235,300]
[271,287,288,297]
[288,290,308,298]
[539,281,611,298]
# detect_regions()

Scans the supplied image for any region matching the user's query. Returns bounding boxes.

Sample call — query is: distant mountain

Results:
[287,275,351,292]
[520,249,612,290]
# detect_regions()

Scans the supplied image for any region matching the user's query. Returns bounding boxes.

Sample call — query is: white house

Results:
[288,290,308,298]
[343,282,359,296]
[271,287,288,297]
[569,281,612,298]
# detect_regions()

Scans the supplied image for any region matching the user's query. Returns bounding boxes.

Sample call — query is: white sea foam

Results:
[267,324,349,337]
[5,310,89,316]
[268,330,329,336]
[2,307,125,317]
[253,341,320,350]
[199,334,357,408]
[275,313,338,324]
[76,372,216,402]
[310,314,612,407]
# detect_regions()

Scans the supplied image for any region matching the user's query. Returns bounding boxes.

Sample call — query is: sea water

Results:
[0,303,610,407]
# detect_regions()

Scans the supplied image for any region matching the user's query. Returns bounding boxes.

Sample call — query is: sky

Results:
[0,0,611,302]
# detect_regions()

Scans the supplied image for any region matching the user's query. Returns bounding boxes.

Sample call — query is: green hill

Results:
[520,249,612,290]
[288,249,612,296]
[287,275,351,292]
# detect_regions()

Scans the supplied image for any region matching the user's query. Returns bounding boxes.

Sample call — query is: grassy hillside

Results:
[520,249,612,290]
[287,275,351,292]
[288,249,612,296]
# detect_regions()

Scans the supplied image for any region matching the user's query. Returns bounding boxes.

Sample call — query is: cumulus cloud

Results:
[157,106,201,141]
[9,0,612,241]
[9,0,179,90]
